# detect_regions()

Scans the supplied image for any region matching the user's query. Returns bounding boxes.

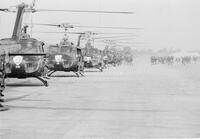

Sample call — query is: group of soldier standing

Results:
[151,55,200,65]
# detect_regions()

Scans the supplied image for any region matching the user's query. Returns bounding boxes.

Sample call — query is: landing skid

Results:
[34,76,48,87]
[79,72,84,77]
[74,72,80,77]
[47,70,56,77]
[48,69,84,78]
[96,67,103,72]
[43,76,50,80]
[75,66,85,77]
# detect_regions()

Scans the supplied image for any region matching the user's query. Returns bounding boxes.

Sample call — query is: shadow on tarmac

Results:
[6,83,44,87]
[9,105,169,113]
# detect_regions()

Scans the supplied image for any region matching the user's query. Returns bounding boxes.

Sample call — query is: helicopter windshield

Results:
[60,45,72,54]
[16,40,44,54]
[60,45,77,58]
[49,45,60,53]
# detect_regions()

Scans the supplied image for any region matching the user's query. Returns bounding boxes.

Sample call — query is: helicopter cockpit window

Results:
[17,41,43,53]
[49,46,60,53]
[60,45,72,54]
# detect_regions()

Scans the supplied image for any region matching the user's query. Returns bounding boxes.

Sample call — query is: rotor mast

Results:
[77,35,83,47]
[12,3,26,40]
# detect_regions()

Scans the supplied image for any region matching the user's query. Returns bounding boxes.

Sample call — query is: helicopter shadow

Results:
[5,77,48,87]
[6,83,44,87]
[8,105,167,113]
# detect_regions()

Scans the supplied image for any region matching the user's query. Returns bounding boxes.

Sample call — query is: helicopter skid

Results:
[48,64,81,73]
[97,67,103,72]
[34,76,48,87]
[84,65,103,72]
[47,61,85,78]
[74,72,80,77]
[47,70,56,77]
[7,68,49,86]
[74,71,85,77]
[79,72,85,77]
[43,76,50,80]
[96,65,103,72]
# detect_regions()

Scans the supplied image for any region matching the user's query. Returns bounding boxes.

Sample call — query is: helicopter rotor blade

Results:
[73,25,142,30]
[93,35,136,40]
[100,40,144,45]
[33,31,136,35]
[29,23,74,28]
[33,31,85,34]
[93,32,136,35]
[102,38,137,41]
[29,23,142,30]
[35,9,134,14]
[30,23,60,27]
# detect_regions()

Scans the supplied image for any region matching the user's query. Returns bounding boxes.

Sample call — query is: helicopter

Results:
[46,32,85,77]
[82,37,104,72]
[0,3,49,86]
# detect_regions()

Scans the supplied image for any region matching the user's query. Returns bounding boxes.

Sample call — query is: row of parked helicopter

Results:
[0,2,135,110]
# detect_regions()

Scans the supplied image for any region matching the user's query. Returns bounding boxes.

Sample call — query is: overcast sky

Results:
[0,0,200,51]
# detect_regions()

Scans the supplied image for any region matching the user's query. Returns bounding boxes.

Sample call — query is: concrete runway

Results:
[1,58,200,138]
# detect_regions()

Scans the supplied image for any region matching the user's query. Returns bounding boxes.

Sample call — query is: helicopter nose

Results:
[55,55,62,63]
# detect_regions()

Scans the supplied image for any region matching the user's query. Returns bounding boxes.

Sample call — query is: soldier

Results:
[0,53,8,111]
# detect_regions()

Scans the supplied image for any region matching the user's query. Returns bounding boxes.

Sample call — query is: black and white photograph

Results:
[1,0,200,138]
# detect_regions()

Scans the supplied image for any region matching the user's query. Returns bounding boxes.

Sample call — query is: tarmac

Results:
[1,57,200,138]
